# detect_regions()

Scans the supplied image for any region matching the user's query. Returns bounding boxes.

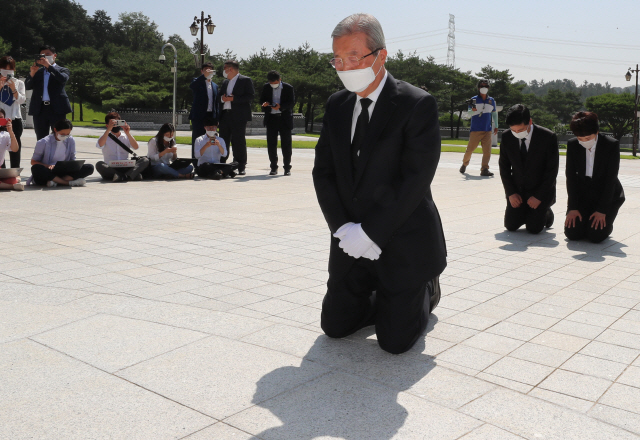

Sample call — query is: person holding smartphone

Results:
[189,62,218,158]
[194,117,238,179]
[24,45,72,140]
[147,123,194,179]
[0,111,22,191]
[0,56,26,168]
[260,70,295,176]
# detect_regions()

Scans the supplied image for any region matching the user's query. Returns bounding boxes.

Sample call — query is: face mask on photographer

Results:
[42,55,55,64]
[1,69,14,78]
[57,134,69,141]
[163,135,174,142]
[479,87,489,95]
[111,126,121,133]
[206,130,217,137]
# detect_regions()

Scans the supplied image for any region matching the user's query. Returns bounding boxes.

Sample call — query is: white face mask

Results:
[44,55,55,64]
[206,130,217,137]
[222,70,229,79]
[270,83,280,89]
[479,87,489,95]
[336,51,383,93]
[1,69,14,78]
[205,71,215,79]
[578,137,597,150]
[163,136,174,142]
[511,126,529,139]
[57,134,69,141]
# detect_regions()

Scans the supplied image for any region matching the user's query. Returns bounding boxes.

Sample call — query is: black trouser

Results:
[219,112,247,171]
[32,106,67,140]
[504,199,552,234]
[31,163,94,186]
[96,158,149,181]
[266,115,292,171]
[564,205,621,243]
[190,112,213,158]
[321,258,431,354]
[0,118,23,169]
[196,162,239,179]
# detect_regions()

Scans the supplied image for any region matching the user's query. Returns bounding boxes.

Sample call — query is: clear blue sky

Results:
[79,0,639,88]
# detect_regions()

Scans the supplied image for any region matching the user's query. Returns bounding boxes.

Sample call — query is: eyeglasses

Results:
[330,48,383,69]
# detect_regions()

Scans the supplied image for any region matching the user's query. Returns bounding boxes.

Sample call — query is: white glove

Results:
[334,223,381,260]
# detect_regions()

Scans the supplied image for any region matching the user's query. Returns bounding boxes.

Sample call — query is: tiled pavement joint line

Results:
[27,337,220,422]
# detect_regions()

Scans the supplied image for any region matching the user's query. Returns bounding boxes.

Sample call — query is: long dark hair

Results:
[154,123,175,152]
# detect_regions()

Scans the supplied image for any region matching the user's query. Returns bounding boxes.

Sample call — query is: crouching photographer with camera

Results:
[95,112,149,182]
[194,117,238,179]
[0,56,26,169]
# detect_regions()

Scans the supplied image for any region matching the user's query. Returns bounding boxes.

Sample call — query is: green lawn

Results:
[66,103,108,127]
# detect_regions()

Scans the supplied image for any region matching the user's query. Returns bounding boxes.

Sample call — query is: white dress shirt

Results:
[0,78,26,119]
[350,71,389,143]
[194,134,227,166]
[96,133,132,161]
[52,140,67,163]
[0,132,11,166]
[206,80,214,112]
[222,74,240,110]
[521,123,534,151]
[585,142,596,178]
[147,137,175,165]
[271,82,283,114]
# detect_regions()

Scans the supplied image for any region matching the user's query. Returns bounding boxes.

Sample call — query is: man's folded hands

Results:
[333,222,381,260]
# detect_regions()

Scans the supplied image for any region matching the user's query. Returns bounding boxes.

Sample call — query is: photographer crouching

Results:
[0,56,26,168]
[25,45,72,141]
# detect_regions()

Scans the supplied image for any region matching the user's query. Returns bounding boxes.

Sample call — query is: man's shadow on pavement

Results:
[566,238,628,261]
[494,230,560,251]
[250,319,438,440]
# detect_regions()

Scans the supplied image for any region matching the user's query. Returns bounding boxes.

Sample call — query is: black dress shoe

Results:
[428,276,441,313]
[459,164,466,174]
[269,169,278,176]
[284,170,291,176]
[545,209,554,228]
[480,169,494,177]
[238,170,246,175]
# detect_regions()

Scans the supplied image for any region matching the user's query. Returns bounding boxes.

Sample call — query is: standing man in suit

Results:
[312,13,446,355]
[189,62,218,158]
[499,104,558,234]
[219,60,254,175]
[25,45,72,140]
[460,79,498,176]
[564,111,625,243]
[260,70,295,175]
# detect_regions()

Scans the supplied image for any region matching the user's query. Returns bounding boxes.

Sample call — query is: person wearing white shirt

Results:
[0,114,22,191]
[565,111,625,243]
[0,56,26,168]
[95,112,149,182]
[30,119,93,187]
[194,117,238,179]
[147,123,194,179]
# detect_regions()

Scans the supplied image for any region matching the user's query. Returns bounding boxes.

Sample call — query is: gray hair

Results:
[331,13,386,52]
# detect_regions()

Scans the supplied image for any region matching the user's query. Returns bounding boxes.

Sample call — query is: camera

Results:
[158,54,166,64]
[0,118,7,126]
[34,54,45,62]
[114,120,126,127]
[5,73,13,81]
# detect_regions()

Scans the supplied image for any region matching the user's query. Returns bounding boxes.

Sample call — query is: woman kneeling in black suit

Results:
[564,112,625,243]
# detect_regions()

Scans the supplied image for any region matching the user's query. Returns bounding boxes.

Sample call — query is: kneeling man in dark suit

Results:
[499,104,559,234]
[312,13,447,354]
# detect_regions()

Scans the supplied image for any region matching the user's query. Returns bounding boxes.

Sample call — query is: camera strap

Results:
[108,133,137,157]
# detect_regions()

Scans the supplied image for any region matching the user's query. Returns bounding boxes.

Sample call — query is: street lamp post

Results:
[190,12,215,68]
[159,43,178,128]
[625,65,639,157]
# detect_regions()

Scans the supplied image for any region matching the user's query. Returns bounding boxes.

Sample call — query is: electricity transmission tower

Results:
[447,14,455,68]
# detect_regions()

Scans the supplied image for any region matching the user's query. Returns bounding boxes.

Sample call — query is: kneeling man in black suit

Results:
[312,13,446,354]
[499,104,559,234]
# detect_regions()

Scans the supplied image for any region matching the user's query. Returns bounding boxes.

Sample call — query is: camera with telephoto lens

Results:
[34,54,45,62]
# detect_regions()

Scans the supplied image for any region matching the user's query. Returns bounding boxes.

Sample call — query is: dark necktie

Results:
[520,138,527,162]
[351,98,372,173]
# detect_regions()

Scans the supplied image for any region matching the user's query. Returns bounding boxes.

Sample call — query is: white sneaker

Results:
[12,183,24,191]
[69,178,86,187]
[46,181,57,188]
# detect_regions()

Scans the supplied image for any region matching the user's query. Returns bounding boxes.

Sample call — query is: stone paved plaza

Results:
[2,128,640,439]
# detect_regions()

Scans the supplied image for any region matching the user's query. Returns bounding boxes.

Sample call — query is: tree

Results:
[1,0,45,58]
[40,0,95,51]
[586,93,636,140]
[90,10,115,49]
[543,89,583,124]
[0,37,11,55]
[113,12,163,52]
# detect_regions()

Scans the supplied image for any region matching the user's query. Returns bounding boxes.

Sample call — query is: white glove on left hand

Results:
[335,223,381,260]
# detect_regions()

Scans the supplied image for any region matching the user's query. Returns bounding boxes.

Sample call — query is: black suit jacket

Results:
[25,64,72,115]
[219,74,254,122]
[312,73,446,290]
[189,75,219,121]
[566,133,625,213]
[260,82,295,129]
[499,124,559,206]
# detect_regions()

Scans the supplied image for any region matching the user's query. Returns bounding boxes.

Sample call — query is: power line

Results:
[458,29,640,51]
[456,56,620,79]
[386,28,448,43]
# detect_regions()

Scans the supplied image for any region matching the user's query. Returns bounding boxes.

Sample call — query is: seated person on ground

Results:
[30,119,94,187]
[194,117,238,179]
[564,111,625,243]
[499,104,559,234]
[95,112,148,182]
[147,123,194,179]
[0,110,22,191]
